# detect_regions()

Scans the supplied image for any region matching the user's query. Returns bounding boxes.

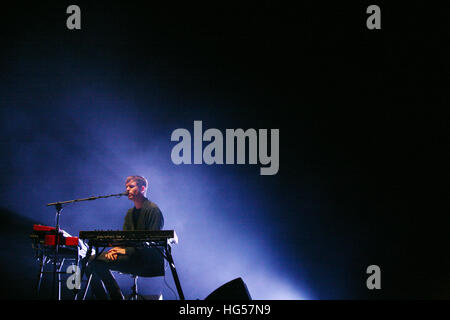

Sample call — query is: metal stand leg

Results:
[57,258,65,300]
[36,254,47,296]
[75,244,93,300]
[127,276,145,300]
[165,245,185,300]
[82,274,93,300]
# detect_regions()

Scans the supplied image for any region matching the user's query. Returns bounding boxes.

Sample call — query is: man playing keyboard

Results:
[85,175,164,300]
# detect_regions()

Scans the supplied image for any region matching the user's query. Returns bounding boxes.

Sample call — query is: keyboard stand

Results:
[151,240,185,300]
[33,245,80,300]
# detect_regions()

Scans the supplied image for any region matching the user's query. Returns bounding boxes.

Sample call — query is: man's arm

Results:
[105,210,132,260]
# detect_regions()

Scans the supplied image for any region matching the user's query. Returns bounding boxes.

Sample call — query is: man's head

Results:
[125,175,148,201]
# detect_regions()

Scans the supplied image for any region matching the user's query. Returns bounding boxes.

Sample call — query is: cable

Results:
[140,242,178,299]
[163,260,178,300]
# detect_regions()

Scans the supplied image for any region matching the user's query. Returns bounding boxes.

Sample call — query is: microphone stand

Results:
[46,192,126,300]
[46,192,127,207]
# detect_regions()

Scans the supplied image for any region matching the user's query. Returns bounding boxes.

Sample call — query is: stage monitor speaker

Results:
[205,277,252,300]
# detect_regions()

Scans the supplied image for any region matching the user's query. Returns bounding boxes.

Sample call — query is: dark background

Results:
[0,1,448,300]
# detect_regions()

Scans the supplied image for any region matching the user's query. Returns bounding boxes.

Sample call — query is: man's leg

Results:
[85,252,133,300]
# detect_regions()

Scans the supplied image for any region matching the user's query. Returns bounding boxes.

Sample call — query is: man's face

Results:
[125,180,143,201]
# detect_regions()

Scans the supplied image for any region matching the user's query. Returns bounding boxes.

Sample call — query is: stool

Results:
[127,275,144,300]
[120,272,163,300]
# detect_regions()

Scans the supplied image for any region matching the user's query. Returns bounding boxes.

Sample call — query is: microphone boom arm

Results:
[46,192,127,207]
